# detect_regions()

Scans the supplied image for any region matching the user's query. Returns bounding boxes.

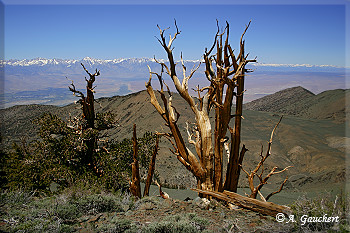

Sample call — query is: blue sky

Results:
[2,1,348,67]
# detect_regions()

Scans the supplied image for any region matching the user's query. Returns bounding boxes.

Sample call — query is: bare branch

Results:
[168,19,181,49]
[179,53,201,94]
[205,19,220,56]
[266,177,289,201]
[81,63,100,80]
[270,115,283,143]
[271,166,293,175]
[258,190,266,202]
[145,66,167,122]
[240,164,250,177]
[68,79,85,99]
[238,20,251,61]
[204,55,216,82]
[202,87,213,113]
[162,133,178,154]
[241,116,291,199]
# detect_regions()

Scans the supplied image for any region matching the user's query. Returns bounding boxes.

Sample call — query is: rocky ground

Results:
[74,197,292,233]
[3,188,349,233]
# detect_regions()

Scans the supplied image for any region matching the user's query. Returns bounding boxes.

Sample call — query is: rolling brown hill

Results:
[1,89,348,202]
[244,86,349,123]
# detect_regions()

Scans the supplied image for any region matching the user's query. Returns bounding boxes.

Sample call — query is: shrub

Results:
[0,189,35,207]
[69,193,123,215]
[98,218,136,233]
[132,196,161,211]
[144,221,199,233]
[142,213,209,233]
[54,202,81,221]
[2,113,158,194]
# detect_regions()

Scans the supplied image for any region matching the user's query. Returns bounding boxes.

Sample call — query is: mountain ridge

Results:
[244,86,315,112]
[244,86,349,123]
[4,57,345,70]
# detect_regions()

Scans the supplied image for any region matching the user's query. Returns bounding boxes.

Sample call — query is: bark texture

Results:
[130,124,141,198]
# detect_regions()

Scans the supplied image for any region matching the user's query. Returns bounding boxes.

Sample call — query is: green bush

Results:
[69,193,124,215]
[132,196,162,211]
[1,112,157,194]
[98,218,136,233]
[142,213,209,233]
[0,189,35,207]
[144,221,199,233]
[54,203,81,221]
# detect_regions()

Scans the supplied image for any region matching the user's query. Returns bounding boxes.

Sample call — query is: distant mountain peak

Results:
[275,86,315,96]
[244,86,315,113]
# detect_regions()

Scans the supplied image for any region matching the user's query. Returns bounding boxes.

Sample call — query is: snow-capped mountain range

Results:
[4,57,164,67]
[3,57,343,70]
[1,57,346,108]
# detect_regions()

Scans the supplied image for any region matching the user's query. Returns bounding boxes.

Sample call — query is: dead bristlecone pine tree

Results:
[68,63,117,174]
[146,20,256,194]
[146,18,292,196]
[130,124,142,198]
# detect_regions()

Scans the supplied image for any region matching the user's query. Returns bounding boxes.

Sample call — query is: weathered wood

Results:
[143,135,159,197]
[130,124,141,198]
[192,188,292,217]
[224,34,246,192]
[147,20,257,195]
